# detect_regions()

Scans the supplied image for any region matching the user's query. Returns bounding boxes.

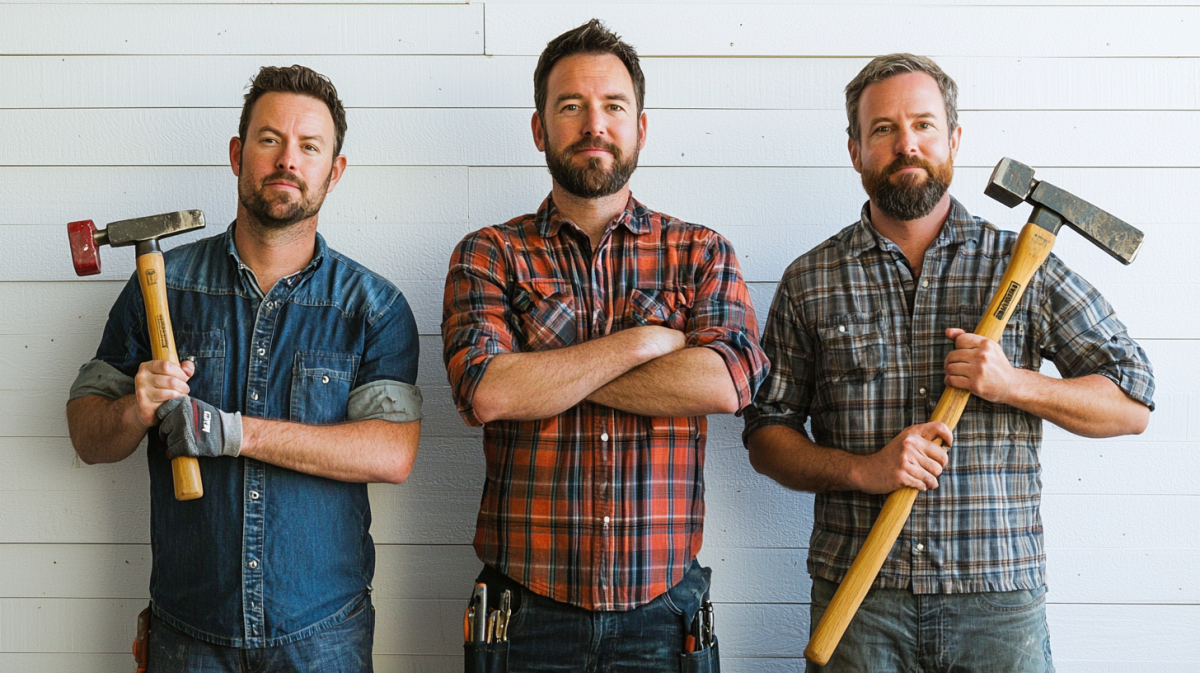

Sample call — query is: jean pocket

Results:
[976,586,1046,614]
[464,640,509,673]
[680,637,721,673]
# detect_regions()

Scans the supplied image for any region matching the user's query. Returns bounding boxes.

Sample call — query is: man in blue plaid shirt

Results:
[743,54,1154,672]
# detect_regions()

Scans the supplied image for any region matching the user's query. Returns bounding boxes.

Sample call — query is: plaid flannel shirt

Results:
[443,194,768,610]
[743,198,1155,594]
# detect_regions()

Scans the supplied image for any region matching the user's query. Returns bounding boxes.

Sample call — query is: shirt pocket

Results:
[291,352,359,425]
[511,280,577,351]
[175,330,226,409]
[628,286,689,332]
[818,312,889,383]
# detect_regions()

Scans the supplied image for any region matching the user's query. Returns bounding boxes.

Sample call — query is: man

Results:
[66,65,421,671]
[442,20,767,670]
[743,54,1154,672]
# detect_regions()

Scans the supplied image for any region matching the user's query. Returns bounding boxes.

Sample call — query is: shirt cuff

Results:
[68,360,134,402]
[348,380,423,422]
[741,411,810,448]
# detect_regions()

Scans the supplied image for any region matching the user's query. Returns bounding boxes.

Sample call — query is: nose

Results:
[895,126,919,156]
[275,140,299,171]
[581,105,605,137]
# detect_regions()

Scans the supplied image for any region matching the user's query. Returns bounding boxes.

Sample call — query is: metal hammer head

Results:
[985,158,1143,265]
[67,210,205,276]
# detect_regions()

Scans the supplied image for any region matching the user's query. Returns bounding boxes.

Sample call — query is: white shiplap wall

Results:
[1,1,1198,671]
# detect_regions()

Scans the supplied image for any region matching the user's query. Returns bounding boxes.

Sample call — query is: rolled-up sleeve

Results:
[1038,255,1155,410]
[687,232,769,414]
[441,230,517,426]
[742,269,818,445]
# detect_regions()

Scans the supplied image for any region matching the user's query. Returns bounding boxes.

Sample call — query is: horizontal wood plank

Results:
[5,108,1198,169]
[486,4,1200,57]
[0,5,482,55]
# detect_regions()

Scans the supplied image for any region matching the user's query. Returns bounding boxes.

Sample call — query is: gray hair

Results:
[844,53,958,142]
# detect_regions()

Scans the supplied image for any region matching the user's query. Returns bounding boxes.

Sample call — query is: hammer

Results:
[805,158,1144,664]
[67,210,206,501]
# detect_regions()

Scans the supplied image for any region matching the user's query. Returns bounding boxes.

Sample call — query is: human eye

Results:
[560,103,580,112]
[872,124,890,135]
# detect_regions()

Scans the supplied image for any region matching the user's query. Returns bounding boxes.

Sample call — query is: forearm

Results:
[471,327,672,423]
[587,347,740,417]
[746,425,866,493]
[1005,371,1149,438]
[66,395,150,464]
[240,417,420,484]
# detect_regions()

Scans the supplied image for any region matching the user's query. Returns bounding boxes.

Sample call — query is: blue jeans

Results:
[468,561,719,673]
[808,577,1054,673]
[147,594,374,672]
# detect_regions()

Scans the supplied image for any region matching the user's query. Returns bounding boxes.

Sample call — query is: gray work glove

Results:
[156,396,243,459]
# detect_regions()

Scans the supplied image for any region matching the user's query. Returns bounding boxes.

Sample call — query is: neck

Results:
[233,205,319,293]
[867,194,953,278]
[550,182,631,248]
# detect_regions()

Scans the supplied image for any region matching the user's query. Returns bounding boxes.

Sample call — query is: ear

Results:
[637,111,648,151]
[229,137,243,176]
[948,124,962,162]
[325,154,348,193]
[531,111,546,152]
[848,137,863,174]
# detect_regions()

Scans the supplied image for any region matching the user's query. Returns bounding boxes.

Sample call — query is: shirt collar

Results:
[223,221,328,291]
[533,192,654,239]
[845,195,980,256]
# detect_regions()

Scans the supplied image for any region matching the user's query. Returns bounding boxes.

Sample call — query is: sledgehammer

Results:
[805,158,1144,665]
[67,210,206,501]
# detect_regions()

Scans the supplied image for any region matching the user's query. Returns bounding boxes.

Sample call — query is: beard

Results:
[544,132,639,199]
[862,155,954,221]
[238,165,331,229]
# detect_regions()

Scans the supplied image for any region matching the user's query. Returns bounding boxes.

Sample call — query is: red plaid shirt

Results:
[442,195,768,610]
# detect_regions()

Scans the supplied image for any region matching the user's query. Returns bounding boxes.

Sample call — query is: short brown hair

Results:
[844,53,958,142]
[239,65,347,157]
[533,19,645,119]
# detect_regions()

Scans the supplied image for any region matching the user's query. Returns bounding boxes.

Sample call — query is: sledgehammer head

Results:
[67,210,205,276]
[985,157,1143,265]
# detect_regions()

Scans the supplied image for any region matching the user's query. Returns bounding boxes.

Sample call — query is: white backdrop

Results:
[1,1,1197,671]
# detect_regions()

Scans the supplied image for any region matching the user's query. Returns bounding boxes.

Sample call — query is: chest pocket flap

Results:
[818,312,889,383]
[510,279,576,352]
[291,352,359,425]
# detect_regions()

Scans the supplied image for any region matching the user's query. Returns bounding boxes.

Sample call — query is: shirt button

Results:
[838,325,846,333]
[250,491,260,500]
[916,543,925,552]
[322,375,330,384]
[250,391,259,400]
[600,432,609,442]
[257,348,265,356]
[922,279,929,288]
[248,559,258,569]
[602,516,610,524]
[919,387,927,395]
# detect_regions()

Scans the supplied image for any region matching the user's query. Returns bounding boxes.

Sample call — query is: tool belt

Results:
[133,604,152,673]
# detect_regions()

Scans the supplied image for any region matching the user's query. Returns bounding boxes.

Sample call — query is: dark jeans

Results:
[467,561,719,673]
[808,577,1054,673]
[147,594,374,672]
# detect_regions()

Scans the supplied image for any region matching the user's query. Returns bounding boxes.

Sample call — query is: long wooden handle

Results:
[804,220,1056,665]
[136,250,204,501]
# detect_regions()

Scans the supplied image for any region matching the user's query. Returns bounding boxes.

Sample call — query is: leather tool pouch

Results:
[133,604,151,673]
[464,640,508,673]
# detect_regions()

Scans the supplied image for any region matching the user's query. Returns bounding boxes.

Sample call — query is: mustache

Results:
[262,171,308,191]
[567,138,621,156]
[885,155,935,176]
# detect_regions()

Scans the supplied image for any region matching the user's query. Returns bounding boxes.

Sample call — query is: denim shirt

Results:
[69,223,422,647]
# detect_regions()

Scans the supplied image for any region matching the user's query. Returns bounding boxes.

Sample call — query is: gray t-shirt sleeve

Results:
[347,379,423,423]
[68,359,135,402]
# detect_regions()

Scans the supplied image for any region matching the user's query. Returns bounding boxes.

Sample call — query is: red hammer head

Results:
[67,210,206,276]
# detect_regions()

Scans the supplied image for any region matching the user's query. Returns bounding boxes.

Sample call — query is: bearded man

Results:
[743,54,1154,672]
[442,19,767,671]
[66,65,421,672]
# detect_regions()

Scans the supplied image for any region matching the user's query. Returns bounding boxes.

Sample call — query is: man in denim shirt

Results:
[744,55,1154,672]
[66,65,421,672]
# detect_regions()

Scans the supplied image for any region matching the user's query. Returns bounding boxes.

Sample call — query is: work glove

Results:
[156,396,243,459]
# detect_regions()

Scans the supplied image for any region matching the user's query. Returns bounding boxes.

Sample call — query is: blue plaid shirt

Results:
[743,198,1155,594]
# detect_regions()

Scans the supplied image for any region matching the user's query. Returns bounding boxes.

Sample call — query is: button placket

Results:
[242,459,267,646]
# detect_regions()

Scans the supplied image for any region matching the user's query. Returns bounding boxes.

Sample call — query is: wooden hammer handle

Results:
[136,251,203,501]
[804,220,1056,665]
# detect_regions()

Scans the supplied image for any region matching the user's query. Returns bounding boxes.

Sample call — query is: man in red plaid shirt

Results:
[442,19,768,671]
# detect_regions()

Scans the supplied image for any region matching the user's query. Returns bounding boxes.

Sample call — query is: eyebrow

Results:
[868,112,938,127]
[256,125,326,144]
[553,92,633,106]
